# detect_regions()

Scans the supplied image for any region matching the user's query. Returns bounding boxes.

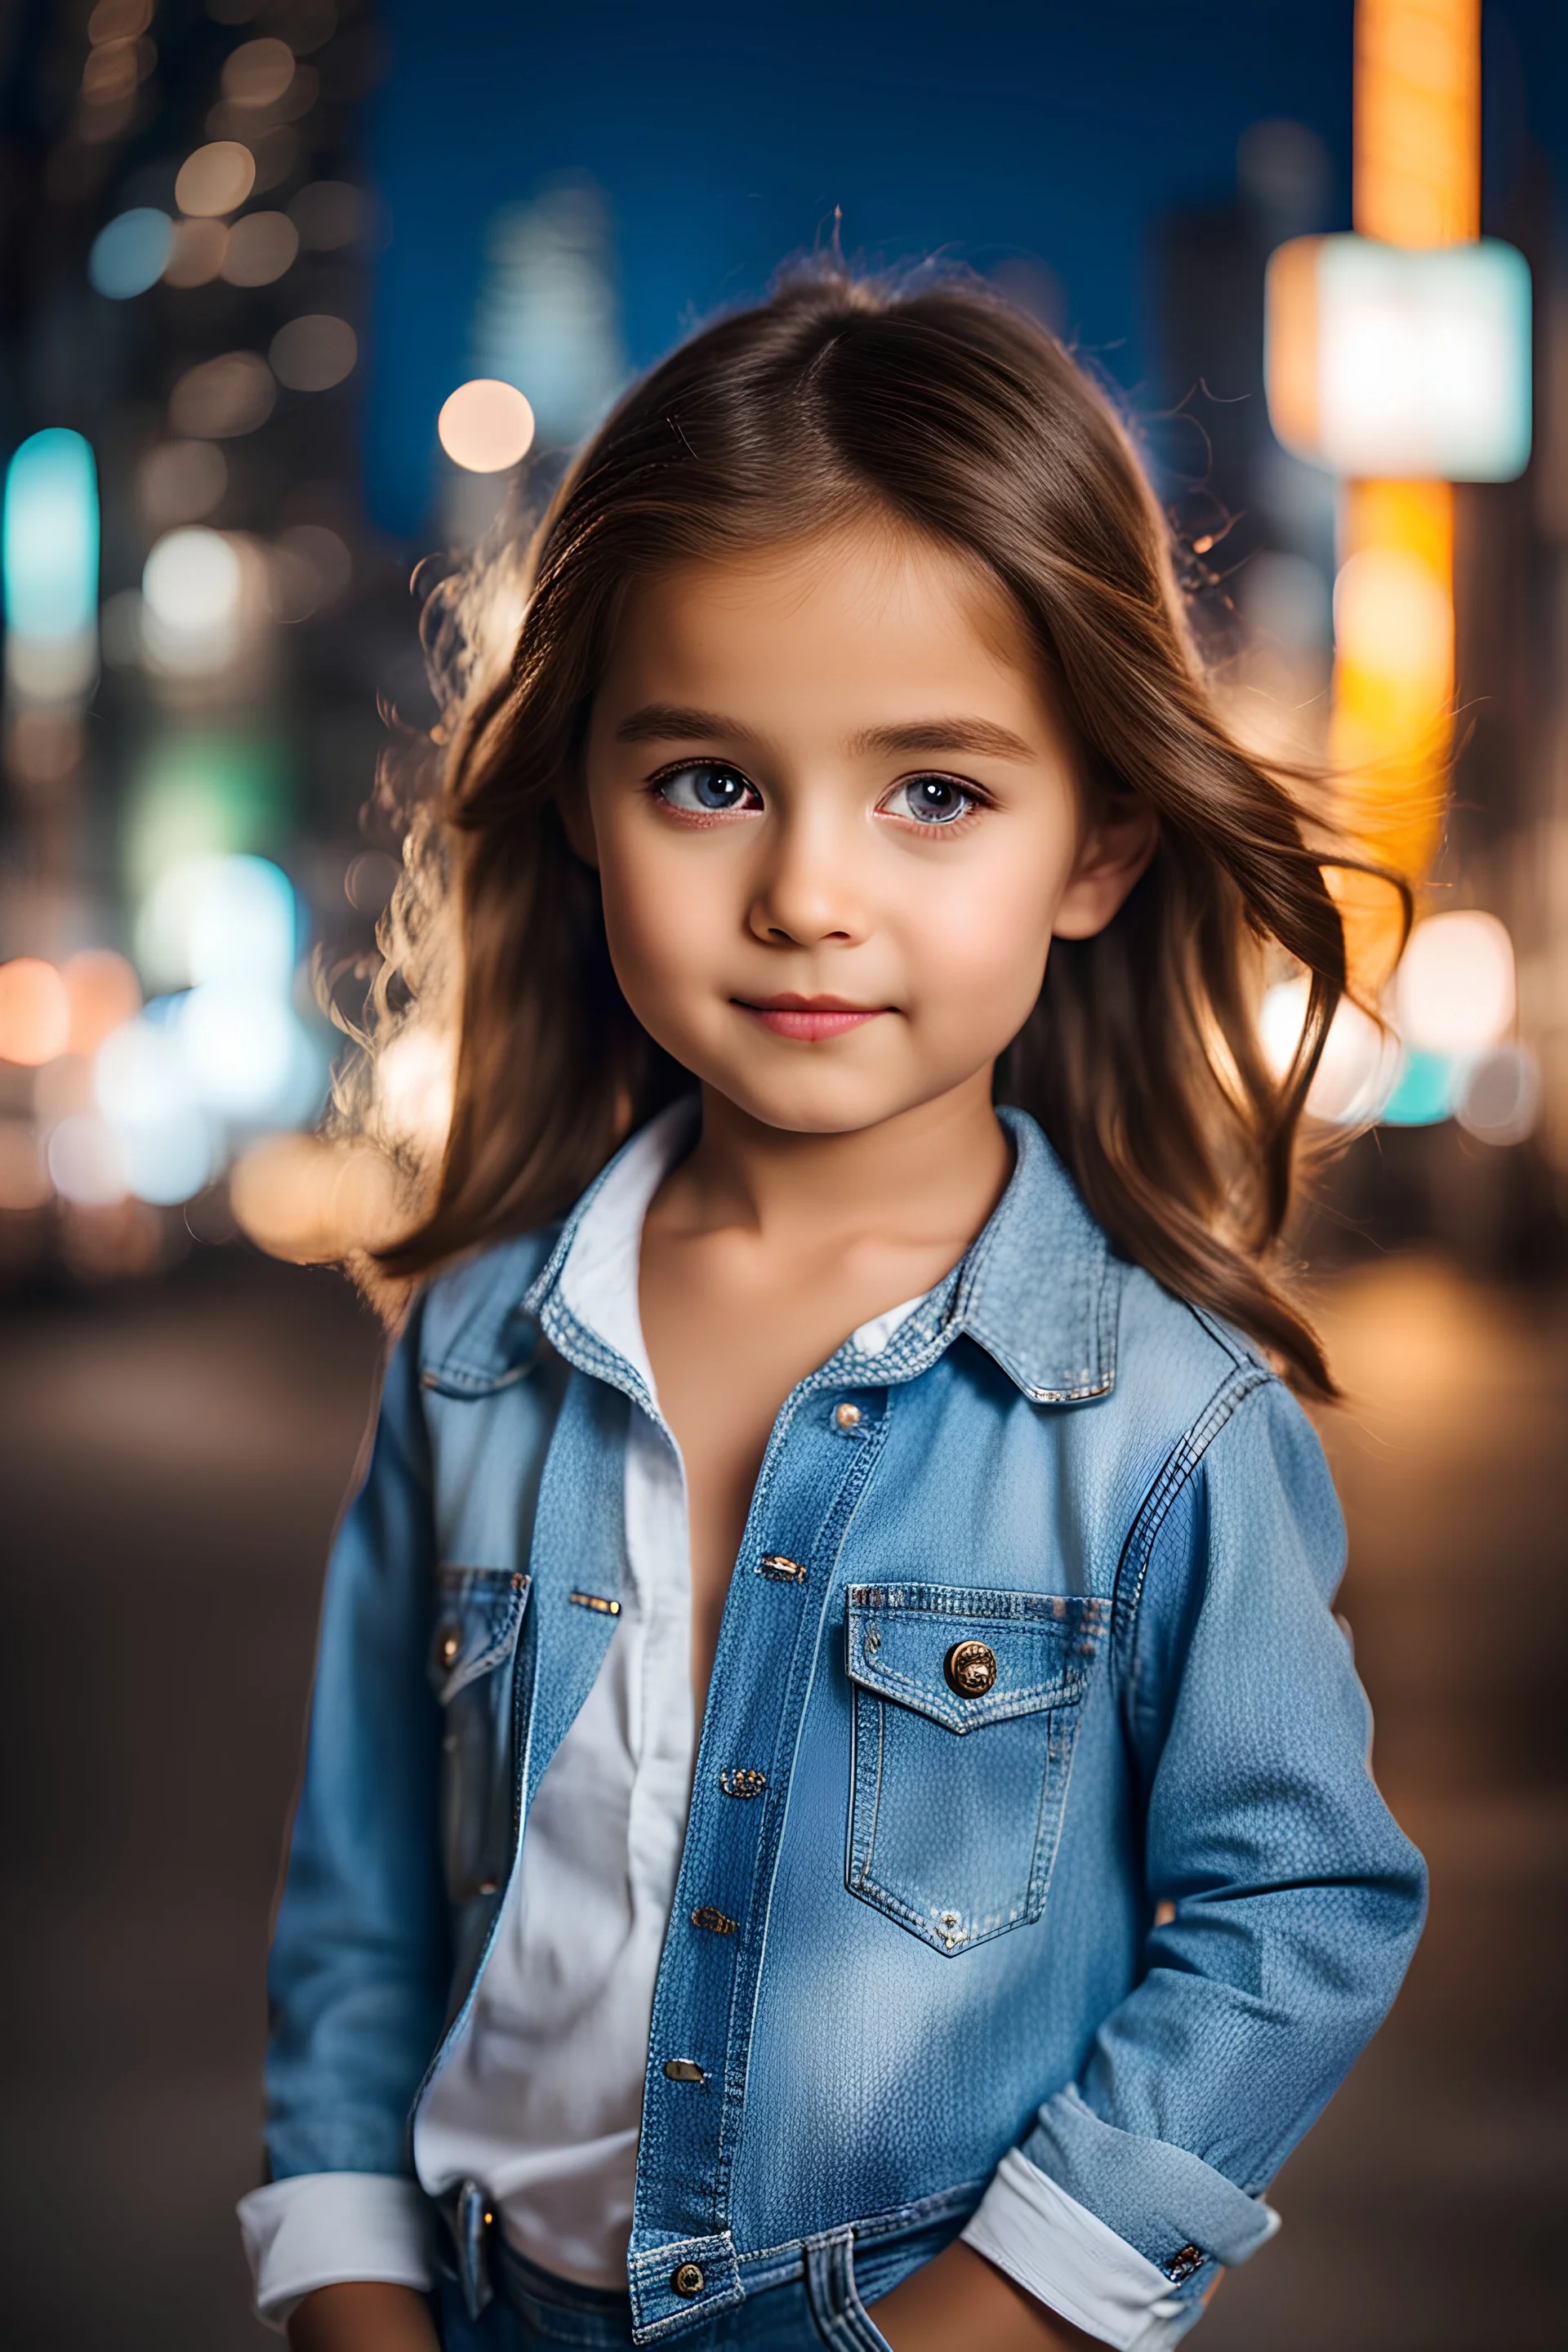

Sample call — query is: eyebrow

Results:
[614,705,1037,762]
[846,718,1037,763]
[614,704,753,744]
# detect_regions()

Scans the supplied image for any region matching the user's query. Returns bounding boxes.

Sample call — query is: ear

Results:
[1051,791,1158,940]
[555,781,599,869]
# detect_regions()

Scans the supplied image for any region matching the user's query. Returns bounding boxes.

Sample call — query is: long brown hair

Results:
[372,261,1390,1397]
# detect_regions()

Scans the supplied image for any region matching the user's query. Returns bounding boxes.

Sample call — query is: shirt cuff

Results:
[238,2172,435,2329]
[961,2149,1201,2351]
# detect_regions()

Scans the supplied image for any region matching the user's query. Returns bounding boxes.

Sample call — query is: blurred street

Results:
[0,1246,1561,2350]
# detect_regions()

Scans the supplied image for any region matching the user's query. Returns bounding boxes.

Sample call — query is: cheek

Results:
[595,822,726,1004]
[901,846,1060,1024]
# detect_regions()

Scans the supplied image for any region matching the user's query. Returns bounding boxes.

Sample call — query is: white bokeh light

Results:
[141,527,243,675]
[1393,911,1516,1057]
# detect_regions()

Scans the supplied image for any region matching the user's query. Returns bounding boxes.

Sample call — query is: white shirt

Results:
[238,1111,1219,2348]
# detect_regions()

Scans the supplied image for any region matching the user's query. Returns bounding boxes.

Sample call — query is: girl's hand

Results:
[286,2281,441,2352]
[868,2239,1104,2352]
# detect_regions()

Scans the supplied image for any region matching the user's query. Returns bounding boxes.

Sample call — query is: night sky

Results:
[364,0,1565,535]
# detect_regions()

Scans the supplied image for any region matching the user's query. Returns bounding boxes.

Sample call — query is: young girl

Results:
[239,266,1425,2352]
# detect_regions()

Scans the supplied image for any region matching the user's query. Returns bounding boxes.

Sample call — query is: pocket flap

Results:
[845,1583,1107,1733]
[430,1566,531,1704]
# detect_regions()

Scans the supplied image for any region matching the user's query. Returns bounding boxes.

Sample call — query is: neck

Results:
[672,1067,1012,1254]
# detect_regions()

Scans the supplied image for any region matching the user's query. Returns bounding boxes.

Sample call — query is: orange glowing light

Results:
[1263,235,1321,455]
[1330,479,1454,986]
[0,958,70,1067]
[229,1134,404,1263]
[1356,0,1480,247]
[62,949,142,1058]
[1327,0,1481,992]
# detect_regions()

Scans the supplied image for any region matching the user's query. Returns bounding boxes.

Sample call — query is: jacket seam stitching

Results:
[1111,1365,1274,1695]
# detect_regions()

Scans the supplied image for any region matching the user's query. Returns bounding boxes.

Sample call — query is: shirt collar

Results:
[424,1101,1119,1409]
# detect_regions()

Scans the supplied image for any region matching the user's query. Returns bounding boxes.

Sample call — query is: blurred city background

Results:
[0,1,1563,2345]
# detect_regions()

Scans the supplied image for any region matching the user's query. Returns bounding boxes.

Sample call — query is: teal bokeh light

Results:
[1381,1049,1455,1127]
[2,428,100,643]
[89,208,175,301]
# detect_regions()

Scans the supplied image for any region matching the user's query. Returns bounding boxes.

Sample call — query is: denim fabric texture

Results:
[434,2225,902,2349]
[263,1109,1426,2345]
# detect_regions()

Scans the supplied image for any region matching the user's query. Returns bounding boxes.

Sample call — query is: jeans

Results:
[435,2230,895,2351]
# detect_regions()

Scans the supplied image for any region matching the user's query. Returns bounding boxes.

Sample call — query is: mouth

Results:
[733,993,889,1041]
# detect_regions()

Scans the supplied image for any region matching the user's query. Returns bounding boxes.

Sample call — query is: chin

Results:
[717,1074,916,1137]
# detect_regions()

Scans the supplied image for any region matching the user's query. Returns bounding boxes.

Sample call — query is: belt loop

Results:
[803,2228,889,2350]
[448,2178,495,2321]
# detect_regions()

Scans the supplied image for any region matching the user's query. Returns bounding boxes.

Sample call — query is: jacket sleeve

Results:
[964,1374,1427,2345]
[258,1303,452,2188]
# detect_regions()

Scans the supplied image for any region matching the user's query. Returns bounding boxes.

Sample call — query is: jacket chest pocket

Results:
[429,1566,531,1906]
[844,1583,1107,1955]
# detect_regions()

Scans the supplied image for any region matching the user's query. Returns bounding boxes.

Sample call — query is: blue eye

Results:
[654,764,760,815]
[888,774,974,826]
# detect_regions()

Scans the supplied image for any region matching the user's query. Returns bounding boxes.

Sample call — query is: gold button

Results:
[438,1628,461,1667]
[944,1639,997,1697]
[670,2262,705,2298]
[834,1402,862,1430]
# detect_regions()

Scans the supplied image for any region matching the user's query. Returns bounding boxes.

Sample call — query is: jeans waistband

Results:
[433,2176,978,2337]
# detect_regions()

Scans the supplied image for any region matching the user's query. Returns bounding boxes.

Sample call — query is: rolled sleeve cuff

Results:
[238,2172,435,2330]
[962,2150,1196,2350]
[1019,2086,1280,2278]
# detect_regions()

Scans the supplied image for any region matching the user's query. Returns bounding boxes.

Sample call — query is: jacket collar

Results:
[421,1102,1120,1409]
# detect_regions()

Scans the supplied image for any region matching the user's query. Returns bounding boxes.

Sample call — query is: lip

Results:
[734,993,889,1040]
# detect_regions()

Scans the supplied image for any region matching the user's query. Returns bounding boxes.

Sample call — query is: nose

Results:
[746,801,867,949]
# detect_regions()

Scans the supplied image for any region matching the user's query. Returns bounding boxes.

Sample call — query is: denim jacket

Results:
[261,1108,1425,2343]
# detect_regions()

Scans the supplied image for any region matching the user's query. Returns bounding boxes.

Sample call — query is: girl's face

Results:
[579,523,1152,1138]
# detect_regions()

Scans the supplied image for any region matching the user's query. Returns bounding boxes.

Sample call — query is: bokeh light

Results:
[163,217,229,287]
[375,1025,456,1152]
[0,959,71,1067]
[167,351,275,439]
[229,1133,401,1262]
[180,985,308,1120]
[87,0,152,34]
[438,379,537,473]
[93,1013,216,1205]
[269,314,357,391]
[3,429,100,695]
[1394,910,1516,1055]
[82,39,147,106]
[141,528,243,675]
[174,140,256,218]
[63,951,142,1057]
[220,211,299,287]
[1259,976,1403,1126]
[89,207,173,299]
[1379,1047,1456,1126]
[1456,1044,1540,1147]
[267,524,352,623]
[136,440,228,529]
[47,1113,129,1207]
[135,853,293,992]
[1332,547,1453,697]
[221,37,297,107]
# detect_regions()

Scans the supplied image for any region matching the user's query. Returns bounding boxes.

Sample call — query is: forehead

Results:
[601,525,1046,723]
